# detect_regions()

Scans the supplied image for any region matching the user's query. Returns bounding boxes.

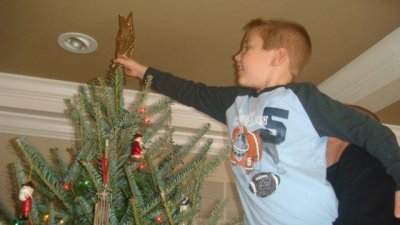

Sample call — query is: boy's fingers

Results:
[113,57,127,65]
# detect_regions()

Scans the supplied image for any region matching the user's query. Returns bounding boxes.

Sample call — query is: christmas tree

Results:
[0,13,242,225]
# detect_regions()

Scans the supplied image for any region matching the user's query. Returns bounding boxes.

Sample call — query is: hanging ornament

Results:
[139,106,147,114]
[18,181,34,220]
[179,196,192,213]
[155,215,164,224]
[131,133,144,160]
[93,139,111,225]
[101,152,109,185]
[62,183,70,191]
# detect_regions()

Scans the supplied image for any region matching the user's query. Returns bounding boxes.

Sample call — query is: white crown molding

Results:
[0,72,228,153]
[1,72,399,151]
[318,27,400,112]
[387,125,400,144]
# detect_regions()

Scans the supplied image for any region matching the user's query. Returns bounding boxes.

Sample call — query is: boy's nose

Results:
[234,52,241,61]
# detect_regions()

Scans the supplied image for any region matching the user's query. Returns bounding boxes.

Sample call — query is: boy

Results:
[114,18,400,225]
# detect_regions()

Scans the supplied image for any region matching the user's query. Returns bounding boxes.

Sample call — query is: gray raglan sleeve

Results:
[143,67,251,124]
[291,83,400,188]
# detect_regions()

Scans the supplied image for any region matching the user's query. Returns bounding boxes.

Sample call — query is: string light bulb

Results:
[62,183,70,191]
[139,106,147,114]
[155,215,164,224]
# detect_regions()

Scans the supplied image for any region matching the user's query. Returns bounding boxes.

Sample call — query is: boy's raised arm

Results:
[112,56,250,124]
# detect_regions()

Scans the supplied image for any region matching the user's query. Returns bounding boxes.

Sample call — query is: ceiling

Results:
[1,0,399,125]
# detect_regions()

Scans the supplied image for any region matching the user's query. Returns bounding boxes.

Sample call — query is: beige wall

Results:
[0,132,243,223]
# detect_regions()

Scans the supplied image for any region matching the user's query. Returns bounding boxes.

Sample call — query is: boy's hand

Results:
[113,56,148,80]
[395,191,400,218]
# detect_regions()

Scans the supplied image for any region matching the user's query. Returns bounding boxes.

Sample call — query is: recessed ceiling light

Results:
[57,32,98,54]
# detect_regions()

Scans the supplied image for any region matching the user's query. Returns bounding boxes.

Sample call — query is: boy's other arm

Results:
[294,83,400,183]
[292,83,400,218]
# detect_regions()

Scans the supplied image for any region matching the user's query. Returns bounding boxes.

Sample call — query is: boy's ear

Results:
[271,48,288,66]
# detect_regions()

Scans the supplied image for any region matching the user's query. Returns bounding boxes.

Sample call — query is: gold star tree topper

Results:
[115,12,136,58]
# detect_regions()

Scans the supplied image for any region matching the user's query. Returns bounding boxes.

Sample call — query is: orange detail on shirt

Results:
[231,126,262,172]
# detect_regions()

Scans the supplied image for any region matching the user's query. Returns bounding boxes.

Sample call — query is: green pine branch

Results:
[15,138,75,213]
[205,199,228,225]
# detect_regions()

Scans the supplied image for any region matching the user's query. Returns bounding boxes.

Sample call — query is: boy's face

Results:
[234,28,277,91]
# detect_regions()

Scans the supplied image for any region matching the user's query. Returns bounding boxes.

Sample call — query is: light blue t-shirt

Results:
[226,87,338,225]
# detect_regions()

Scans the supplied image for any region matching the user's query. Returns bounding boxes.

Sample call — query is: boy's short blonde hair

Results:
[244,18,312,77]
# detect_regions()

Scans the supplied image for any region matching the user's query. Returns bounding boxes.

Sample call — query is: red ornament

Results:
[22,198,32,219]
[101,139,110,185]
[139,106,147,114]
[155,215,164,224]
[131,133,144,159]
[19,181,34,219]
[62,183,70,191]
[101,156,109,185]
